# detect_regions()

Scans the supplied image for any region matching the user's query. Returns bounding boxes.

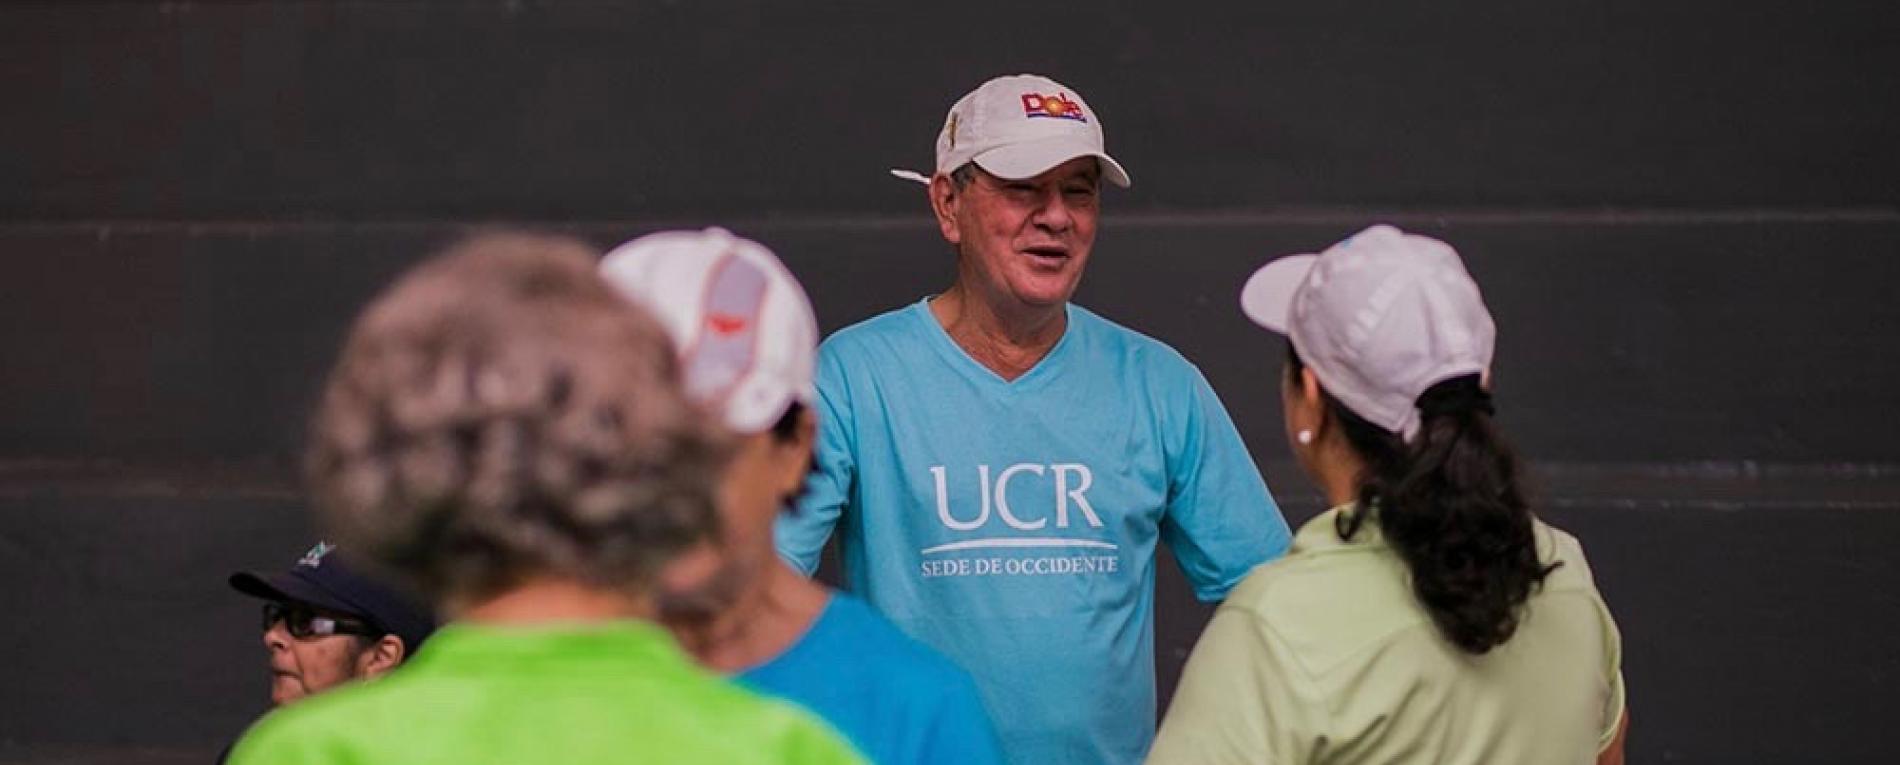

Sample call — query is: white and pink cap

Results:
[599,228,818,434]
[1240,225,1496,441]
[891,73,1131,188]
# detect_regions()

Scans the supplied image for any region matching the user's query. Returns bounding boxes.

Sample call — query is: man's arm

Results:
[775,349,854,575]
[1159,366,1293,602]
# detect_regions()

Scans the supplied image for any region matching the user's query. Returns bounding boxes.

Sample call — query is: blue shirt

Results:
[777,300,1292,765]
[739,593,1005,765]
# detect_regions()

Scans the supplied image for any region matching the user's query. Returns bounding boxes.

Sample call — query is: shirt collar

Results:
[1290,502,1388,555]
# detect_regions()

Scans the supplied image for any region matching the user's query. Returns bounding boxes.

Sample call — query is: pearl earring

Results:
[1297,429,1314,445]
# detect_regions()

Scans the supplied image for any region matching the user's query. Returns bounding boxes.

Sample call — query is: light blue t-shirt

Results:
[739,593,1005,765]
[777,300,1292,765]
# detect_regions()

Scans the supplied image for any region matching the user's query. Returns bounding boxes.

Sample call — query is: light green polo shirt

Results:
[228,620,866,765]
[1149,505,1625,765]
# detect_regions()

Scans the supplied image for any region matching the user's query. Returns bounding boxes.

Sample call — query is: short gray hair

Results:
[305,232,731,609]
[949,162,979,190]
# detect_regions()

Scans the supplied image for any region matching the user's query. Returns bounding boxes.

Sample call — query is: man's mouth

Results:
[1021,245,1070,264]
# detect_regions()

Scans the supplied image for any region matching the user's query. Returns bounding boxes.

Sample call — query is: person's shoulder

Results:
[1221,551,1357,618]
[805,596,993,726]
[815,596,993,758]
[821,301,929,355]
[1219,541,1426,677]
[662,677,869,764]
[667,659,870,764]
[1068,303,1185,356]
[1531,517,1604,593]
[1067,304,1198,374]
[224,680,402,763]
[819,595,977,688]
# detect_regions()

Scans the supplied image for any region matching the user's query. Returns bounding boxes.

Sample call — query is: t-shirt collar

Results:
[911,297,1078,389]
[1291,502,1388,555]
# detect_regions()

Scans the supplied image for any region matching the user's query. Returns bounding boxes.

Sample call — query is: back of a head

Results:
[1301,353,1551,654]
[597,227,818,436]
[304,232,730,610]
[1244,225,1556,654]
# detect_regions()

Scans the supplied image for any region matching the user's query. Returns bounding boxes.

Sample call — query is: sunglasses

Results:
[262,601,382,640]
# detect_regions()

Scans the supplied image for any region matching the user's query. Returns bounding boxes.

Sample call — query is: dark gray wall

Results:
[3,2,1897,764]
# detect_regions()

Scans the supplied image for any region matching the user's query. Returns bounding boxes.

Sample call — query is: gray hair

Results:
[949,162,979,190]
[304,232,731,609]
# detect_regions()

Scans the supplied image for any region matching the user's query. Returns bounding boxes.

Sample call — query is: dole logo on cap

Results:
[1021,92,1086,122]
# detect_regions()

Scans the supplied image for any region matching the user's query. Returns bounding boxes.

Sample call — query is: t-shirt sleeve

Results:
[916,668,1008,765]
[1148,603,1314,765]
[1596,593,1628,751]
[1158,365,1293,602]
[1564,530,1628,753]
[777,343,856,575]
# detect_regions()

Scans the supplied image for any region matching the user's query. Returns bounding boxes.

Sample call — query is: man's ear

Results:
[356,634,406,678]
[929,174,961,245]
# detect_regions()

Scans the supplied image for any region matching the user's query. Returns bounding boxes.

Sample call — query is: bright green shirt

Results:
[1149,505,1625,765]
[229,620,866,765]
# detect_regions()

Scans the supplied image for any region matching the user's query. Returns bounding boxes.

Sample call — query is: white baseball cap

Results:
[890,73,1131,188]
[599,228,818,434]
[1240,224,1496,441]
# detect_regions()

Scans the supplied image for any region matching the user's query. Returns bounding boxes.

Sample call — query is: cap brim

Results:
[1240,254,1319,334]
[229,570,359,616]
[973,138,1131,188]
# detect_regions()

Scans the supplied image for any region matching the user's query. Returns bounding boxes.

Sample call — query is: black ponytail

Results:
[1290,347,1557,654]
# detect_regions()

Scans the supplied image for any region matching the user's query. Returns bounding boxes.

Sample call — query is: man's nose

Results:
[1030,187,1075,232]
[263,620,291,650]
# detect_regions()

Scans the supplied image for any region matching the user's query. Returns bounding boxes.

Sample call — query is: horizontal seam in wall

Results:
[5,459,1900,506]
[1,207,1898,233]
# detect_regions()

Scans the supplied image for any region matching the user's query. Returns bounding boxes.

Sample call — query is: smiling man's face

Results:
[938,157,1102,310]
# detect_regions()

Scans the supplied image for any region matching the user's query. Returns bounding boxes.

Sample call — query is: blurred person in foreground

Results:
[227,233,864,765]
[600,228,1004,765]
[777,73,1292,765]
[1147,225,1628,765]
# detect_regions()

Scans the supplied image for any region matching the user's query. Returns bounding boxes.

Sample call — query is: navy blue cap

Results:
[229,541,437,652]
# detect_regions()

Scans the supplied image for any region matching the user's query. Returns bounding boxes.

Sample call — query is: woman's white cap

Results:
[890,73,1131,188]
[1240,224,1496,440]
[599,228,818,434]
